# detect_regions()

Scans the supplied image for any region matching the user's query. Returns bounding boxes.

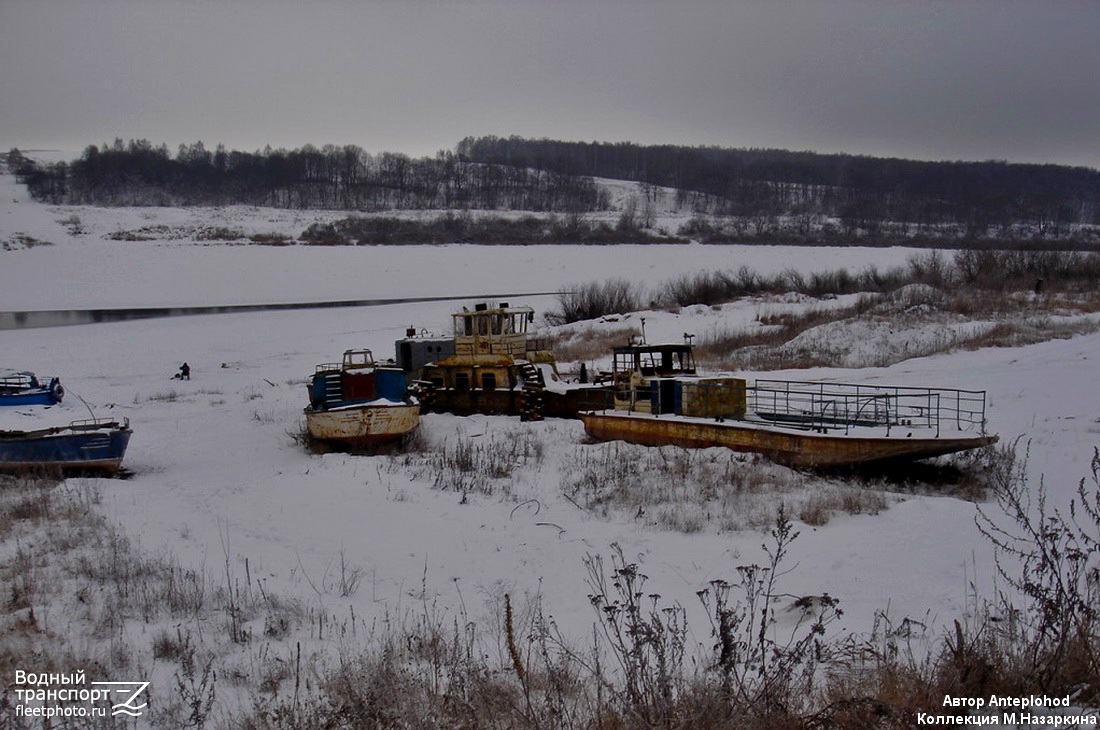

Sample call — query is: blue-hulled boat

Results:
[0,418,132,476]
[305,349,419,447]
[0,372,65,406]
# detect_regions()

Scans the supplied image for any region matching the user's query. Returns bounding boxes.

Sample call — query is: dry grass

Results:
[693,298,878,370]
[546,279,645,325]
[551,251,1100,374]
[0,475,310,728]
[2,437,1094,729]
[389,425,545,498]
[797,485,889,526]
[957,314,1100,351]
[545,324,636,366]
[560,441,902,532]
[691,286,1100,372]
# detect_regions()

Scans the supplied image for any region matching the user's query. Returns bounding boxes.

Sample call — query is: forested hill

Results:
[457,136,1100,233]
[6,141,607,212]
[7,137,1100,247]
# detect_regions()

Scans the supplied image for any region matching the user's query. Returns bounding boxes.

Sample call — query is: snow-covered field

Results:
[1,159,921,311]
[4,166,1100,721]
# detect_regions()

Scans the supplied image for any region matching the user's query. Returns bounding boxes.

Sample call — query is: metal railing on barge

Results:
[639,378,990,438]
[748,380,988,437]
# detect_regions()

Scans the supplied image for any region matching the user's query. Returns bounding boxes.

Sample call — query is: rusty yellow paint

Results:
[680,377,747,418]
[579,411,997,467]
[431,353,515,368]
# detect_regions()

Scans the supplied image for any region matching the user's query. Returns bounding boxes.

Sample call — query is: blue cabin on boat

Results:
[0,372,65,406]
[309,350,409,410]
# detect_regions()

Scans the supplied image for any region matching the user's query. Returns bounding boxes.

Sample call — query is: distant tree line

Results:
[457,136,1100,240]
[9,137,1100,246]
[7,140,608,212]
[300,212,679,246]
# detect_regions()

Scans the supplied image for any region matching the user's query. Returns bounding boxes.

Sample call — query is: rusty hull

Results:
[579,411,997,467]
[305,403,420,445]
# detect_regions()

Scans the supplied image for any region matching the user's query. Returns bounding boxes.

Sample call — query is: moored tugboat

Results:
[395,301,612,420]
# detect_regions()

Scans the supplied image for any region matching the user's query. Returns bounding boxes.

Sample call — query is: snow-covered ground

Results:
[3,166,1100,721]
[1,158,919,311]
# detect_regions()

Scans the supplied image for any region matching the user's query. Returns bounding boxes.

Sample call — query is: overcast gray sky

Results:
[2,0,1098,168]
